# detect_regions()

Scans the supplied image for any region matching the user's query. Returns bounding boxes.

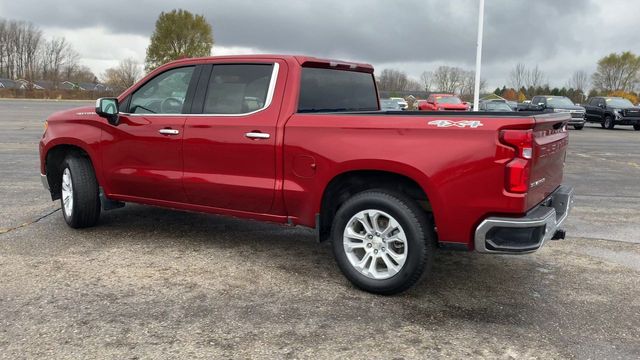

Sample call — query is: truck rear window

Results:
[298,67,378,112]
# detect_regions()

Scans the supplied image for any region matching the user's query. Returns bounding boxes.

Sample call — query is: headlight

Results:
[553,108,568,113]
[613,109,622,119]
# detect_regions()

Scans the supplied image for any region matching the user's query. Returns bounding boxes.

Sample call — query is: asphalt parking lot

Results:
[1,99,639,359]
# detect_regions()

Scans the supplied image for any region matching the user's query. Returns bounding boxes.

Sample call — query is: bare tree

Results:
[525,65,545,89]
[567,70,589,92]
[39,37,75,86]
[509,63,527,91]
[102,58,142,91]
[377,68,409,91]
[420,71,433,92]
[457,70,487,99]
[432,66,464,93]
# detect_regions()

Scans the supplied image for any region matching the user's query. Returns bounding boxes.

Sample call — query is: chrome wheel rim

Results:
[61,168,73,217]
[343,209,408,280]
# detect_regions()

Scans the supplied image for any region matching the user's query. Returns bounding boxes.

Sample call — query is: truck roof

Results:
[161,54,375,73]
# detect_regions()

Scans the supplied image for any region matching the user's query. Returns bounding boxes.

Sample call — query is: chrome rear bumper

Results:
[474,185,574,254]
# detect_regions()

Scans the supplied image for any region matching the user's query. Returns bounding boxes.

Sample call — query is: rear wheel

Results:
[331,190,435,295]
[604,115,615,129]
[60,155,101,228]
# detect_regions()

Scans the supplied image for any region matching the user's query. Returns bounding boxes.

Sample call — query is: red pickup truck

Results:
[39,55,574,294]
[418,93,470,111]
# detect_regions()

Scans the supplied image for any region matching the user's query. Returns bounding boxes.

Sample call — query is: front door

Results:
[182,62,284,213]
[102,66,197,203]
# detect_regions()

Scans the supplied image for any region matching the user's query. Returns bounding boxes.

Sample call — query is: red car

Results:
[40,55,573,294]
[418,94,470,111]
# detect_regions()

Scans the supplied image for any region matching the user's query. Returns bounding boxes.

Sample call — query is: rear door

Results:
[182,61,285,213]
[102,65,199,203]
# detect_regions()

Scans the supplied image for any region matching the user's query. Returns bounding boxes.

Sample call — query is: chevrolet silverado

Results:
[39,55,574,294]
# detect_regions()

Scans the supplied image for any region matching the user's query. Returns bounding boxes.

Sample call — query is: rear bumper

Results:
[474,185,574,254]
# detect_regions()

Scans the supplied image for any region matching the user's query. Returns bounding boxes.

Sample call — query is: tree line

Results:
[377,51,640,104]
[377,66,487,100]
[0,18,97,86]
[0,10,213,94]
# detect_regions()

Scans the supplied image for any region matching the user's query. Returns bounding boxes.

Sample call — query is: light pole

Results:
[472,0,485,111]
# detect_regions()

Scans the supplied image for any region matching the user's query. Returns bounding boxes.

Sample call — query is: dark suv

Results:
[583,97,640,130]
[518,95,586,130]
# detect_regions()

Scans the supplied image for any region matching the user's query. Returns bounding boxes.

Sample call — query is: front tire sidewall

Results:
[60,156,100,228]
[331,191,431,295]
[604,116,615,129]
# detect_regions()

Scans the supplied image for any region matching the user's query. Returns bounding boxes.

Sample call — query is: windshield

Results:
[605,98,634,108]
[546,97,574,107]
[436,96,462,104]
[484,102,512,111]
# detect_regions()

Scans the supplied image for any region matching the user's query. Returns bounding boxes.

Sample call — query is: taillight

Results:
[500,129,533,193]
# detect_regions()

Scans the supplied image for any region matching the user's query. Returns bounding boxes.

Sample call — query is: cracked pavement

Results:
[0,99,639,359]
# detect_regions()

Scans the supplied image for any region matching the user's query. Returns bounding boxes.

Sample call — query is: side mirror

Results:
[95,97,120,126]
[598,103,605,108]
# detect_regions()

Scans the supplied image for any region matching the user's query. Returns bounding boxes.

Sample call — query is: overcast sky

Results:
[1,0,638,89]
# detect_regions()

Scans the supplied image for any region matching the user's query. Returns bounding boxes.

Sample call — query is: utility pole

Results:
[473,0,485,111]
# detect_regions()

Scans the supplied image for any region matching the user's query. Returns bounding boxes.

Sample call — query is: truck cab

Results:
[521,95,586,130]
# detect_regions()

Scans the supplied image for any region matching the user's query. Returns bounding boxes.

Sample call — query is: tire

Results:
[60,155,101,228]
[331,190,435,295]
[573,124,584,130]
[634,124,640,131]
[604,115,615,129]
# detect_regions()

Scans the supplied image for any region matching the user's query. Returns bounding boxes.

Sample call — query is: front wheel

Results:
[573,124,584,130]
[60,155,101,228]
[331,190,435,295]
[634,124,640,131]
[604,115,615,129]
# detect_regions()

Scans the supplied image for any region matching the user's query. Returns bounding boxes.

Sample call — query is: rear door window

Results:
[298,67,378,112]
[202,64,275,115]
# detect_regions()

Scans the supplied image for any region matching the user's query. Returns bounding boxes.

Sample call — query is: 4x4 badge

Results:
[428,120,484,128]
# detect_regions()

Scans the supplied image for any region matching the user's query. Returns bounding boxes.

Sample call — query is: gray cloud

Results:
[1,0,638,87]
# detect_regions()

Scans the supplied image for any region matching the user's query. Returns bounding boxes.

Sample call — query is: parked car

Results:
[418,94,469,111]
[389,97,408,110]
[413,99,427,110]
[380,98,403,111]
[518,95,586,130]
[39,55,573,294]
[478,100,514,112]
[583,96,640,130]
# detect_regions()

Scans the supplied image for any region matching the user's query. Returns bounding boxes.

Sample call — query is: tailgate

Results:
[527,113,570,209]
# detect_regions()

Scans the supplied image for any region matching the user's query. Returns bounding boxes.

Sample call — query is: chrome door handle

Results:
[245,132,270,139]
[159,129,180,135]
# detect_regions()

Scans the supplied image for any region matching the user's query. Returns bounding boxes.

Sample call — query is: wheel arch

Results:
[44,142,99,200]
[316,167,440,243]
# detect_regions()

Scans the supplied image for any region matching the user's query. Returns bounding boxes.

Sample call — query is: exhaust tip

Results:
[551,229,566,240]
